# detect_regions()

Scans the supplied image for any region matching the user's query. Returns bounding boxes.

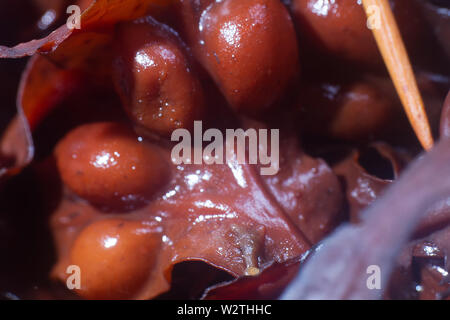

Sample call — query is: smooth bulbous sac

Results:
[197,0,300,115]
[54,122,169,210]
[289,0,424,67]
[298,78,396,141]
[113,18,205,137]
[69,219,161,299]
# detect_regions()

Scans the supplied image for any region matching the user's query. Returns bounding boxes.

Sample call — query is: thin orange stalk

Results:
[362,0,434,150]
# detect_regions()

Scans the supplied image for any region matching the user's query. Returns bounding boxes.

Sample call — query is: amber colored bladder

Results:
[362,0,434,151]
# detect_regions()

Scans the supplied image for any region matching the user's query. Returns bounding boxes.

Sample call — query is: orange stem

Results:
[362,0,434,150]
